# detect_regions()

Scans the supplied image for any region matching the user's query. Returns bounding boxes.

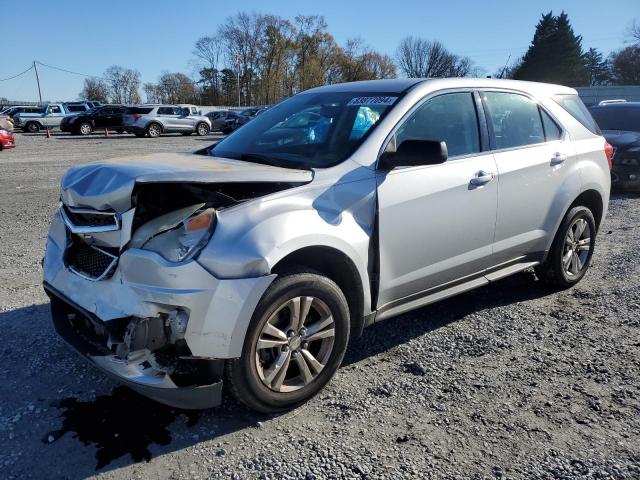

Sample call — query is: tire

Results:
[196,122,210,136]
[226,271,350,413]
[78,122,93,136]
[146,123,162,138]
[25,122,40,133]
[535,206,596,289]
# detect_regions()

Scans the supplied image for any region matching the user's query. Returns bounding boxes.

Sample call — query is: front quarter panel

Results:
[197,163,377,315]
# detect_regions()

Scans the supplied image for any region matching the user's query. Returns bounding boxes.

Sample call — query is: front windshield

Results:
[591,108,640,133]
[211,91,399,168]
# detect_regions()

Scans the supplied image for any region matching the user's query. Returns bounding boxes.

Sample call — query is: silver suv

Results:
[43,79,611,412]
[123,105,211,137]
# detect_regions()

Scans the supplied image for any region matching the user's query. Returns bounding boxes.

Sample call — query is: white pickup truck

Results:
[14,102,91,133]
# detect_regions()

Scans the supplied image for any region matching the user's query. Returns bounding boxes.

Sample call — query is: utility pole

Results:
[236,53,241,107]
[33,61,43,105]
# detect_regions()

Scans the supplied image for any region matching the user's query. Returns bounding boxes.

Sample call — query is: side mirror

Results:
[379,139,448,170]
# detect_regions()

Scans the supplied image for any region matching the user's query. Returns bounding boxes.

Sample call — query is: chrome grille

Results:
[61,206,119,233]
[66,242,118,281]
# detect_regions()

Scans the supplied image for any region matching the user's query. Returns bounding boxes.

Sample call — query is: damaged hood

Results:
[61,152,313,212]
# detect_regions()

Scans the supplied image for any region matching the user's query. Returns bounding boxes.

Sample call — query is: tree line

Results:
[79,11,640,106]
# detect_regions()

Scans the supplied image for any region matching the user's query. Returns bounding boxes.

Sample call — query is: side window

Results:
[157,107,171,115]
[48,105,62,114]
[483,92,544,150]
[396,92,480,158]
[540,109,562,141]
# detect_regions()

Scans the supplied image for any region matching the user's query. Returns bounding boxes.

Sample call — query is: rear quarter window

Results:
[554,94,601,135]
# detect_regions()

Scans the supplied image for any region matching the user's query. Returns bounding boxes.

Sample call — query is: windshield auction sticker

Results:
[347,96,397,106]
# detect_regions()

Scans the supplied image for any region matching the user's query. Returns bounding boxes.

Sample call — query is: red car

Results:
[0,127,15,150]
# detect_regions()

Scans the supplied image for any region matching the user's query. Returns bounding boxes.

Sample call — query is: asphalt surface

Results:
[0,132,639,479]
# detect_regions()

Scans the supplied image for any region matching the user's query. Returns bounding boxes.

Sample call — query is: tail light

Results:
[133,114,141,122]
[604,142,614,170]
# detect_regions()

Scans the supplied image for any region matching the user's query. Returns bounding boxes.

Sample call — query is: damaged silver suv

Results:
[44,79,612,412]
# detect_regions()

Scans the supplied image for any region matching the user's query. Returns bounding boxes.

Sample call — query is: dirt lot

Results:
[0,132,639,479]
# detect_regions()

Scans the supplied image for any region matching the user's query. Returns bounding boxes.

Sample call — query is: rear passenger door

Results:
[481,90,578,265]
[157,107,178,131]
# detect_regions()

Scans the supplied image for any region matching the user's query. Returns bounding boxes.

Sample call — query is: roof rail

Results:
[598,99,627,106]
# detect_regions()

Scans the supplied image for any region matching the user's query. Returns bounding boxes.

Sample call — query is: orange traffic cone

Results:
[104,128,109,137]
[45,128,51,138]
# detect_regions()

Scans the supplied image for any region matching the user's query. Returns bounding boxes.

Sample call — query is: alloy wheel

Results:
[79,123,92,135]
[562,217,591,277]
[148,124,161,137]
[254,296,335,393]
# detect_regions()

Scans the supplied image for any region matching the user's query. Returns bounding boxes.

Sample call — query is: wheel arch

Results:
[569,189,604,231]
[271,246,366,339]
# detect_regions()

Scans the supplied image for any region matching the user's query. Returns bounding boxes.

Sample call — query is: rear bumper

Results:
[45,284,224,409]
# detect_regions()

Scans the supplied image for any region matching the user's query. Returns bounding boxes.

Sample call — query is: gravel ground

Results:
[0,132,639,479]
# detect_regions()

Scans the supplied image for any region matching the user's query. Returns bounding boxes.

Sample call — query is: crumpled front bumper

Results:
[43,210,276,408]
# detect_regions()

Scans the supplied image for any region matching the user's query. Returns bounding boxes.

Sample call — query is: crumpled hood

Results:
[61,152,313,212]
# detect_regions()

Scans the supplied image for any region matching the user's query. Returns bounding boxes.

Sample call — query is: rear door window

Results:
[126,107,153,115]
[396,92,481,158]
[157,107,174,115]
[483,92,545,150]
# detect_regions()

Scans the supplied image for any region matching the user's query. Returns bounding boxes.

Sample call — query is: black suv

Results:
[60,105,127,135]
[590,102,640,192]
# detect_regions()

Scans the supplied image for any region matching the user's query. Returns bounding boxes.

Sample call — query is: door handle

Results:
[470,171,495,186]
[551,152,568,165]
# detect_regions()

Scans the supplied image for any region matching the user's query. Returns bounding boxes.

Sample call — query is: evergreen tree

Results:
[583,48,611,86]
[513,11,589,86]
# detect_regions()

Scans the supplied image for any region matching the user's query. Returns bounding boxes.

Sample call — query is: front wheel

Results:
[196,122,210,136]
[535,206,596,289]
[226,272,350,413]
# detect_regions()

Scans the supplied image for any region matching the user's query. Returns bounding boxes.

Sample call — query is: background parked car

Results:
[0,118,16,150]
[590,101,640,192]
[206,110,240,131]
[123,105,211,138]
[3,106,43,128]
[60,105,127,135]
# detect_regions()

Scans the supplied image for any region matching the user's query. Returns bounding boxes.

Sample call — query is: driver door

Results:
[376,91,499,308]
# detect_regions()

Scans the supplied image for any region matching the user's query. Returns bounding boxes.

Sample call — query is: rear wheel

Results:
[25,122,40,133]
[196,122,210,136]
[226,272,350,413]
[535,206,596,289]
[146,123,162,138]
[78,122,92,135]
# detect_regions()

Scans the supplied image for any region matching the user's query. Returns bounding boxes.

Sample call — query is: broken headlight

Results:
[130,204,216,262]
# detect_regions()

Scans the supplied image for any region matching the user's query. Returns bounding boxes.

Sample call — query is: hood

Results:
[61,152,313,212]
[603,130,640,148]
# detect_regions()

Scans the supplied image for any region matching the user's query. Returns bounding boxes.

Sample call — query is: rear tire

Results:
[146,123,162,138]
[25,122,40,133]
[535,206,596,289]
[226,272,350,413]
[78,122,92,135]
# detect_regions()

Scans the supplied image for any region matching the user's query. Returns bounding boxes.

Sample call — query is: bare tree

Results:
[104,66,141,104]
[337,38,396,81]
[630,20,640,45]
[396,37,472,78]
[78,78,109,102]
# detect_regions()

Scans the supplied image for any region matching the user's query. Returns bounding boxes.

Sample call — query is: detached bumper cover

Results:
[43,211,276,408]
[45,284,223,409]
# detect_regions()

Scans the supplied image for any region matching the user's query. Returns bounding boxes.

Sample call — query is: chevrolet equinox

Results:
[43,79,612,412]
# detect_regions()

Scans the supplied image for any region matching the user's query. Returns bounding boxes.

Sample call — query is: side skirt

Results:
[372,255,542,323]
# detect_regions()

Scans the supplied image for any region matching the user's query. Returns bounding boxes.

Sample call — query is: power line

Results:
[0,65,34,82]
[35,61,104,80]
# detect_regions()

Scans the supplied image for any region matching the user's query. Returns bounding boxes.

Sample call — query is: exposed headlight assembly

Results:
[129,204,216,262]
